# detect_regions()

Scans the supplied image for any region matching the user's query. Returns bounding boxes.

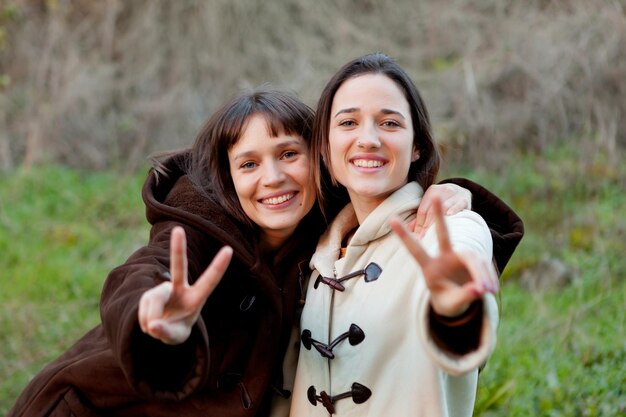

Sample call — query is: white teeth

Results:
[261,193,294,205]
[353,159,384,168]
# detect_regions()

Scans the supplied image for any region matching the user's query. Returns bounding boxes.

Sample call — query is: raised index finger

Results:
[169,226,188,288]
[389,216,431,267]
[432,198,453,253]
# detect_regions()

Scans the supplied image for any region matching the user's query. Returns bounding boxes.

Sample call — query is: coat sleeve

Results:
[99,220,213,401]
[439,177,524,274]
[417,210,499,376]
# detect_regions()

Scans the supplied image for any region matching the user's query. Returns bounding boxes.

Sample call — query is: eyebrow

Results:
[231,139,305,162]
[333,107,406,119]
[333,107,359,118]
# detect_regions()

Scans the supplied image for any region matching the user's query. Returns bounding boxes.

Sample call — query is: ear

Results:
[411,147,420,162]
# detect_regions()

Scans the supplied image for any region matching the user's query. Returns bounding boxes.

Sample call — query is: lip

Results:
[349,154,388,170]
[258,191,298,208]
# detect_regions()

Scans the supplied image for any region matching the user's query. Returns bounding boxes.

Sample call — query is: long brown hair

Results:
[311,52,440,207]
[188,87,315,229]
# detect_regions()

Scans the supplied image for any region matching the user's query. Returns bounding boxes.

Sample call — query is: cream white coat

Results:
[289,182,498,417]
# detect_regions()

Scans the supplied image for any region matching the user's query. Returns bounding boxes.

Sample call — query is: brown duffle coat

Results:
[8,152,523,417]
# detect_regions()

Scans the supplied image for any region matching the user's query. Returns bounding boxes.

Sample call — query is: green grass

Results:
[0,166,150,413]
[443,146,626,416]
[1,146,625,415]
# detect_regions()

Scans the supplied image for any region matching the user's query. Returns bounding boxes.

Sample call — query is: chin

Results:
[353,187,385,197]
[269,219,299,232]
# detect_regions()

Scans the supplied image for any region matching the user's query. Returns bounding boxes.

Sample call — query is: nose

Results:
[261,161,286,186]
[357,123,381,149]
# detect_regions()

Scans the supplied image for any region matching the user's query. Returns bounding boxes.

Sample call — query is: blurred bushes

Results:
[0,0,624,171]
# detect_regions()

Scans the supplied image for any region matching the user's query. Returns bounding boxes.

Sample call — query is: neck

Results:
[259,230,292,255]
[349,197,380,225]
[346,182,409,224]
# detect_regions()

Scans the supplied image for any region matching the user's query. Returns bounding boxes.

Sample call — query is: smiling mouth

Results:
[352,159,385,168]
[260,192,295,205]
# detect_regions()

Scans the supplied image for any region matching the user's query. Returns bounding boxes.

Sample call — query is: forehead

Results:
[239,114,274,139]
[229,114,305,155]
[332,74,409,112]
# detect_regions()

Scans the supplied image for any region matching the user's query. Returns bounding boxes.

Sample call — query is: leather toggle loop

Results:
[301,324,365,359]
[314,262,382,291]
[307,382,372,414]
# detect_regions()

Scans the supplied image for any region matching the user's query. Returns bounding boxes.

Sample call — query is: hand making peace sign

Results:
[138,226,233,345]
[390,198,498,318]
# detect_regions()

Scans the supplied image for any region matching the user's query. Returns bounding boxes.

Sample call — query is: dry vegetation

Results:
[0,0,624,171]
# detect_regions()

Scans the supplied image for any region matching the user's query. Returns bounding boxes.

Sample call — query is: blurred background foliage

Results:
[0,0,625,415]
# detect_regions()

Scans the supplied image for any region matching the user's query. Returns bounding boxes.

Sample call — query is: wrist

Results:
[430,300,482,328]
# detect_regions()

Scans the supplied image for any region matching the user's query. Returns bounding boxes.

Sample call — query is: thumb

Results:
[147,319,192,345]
[431,282,485,317]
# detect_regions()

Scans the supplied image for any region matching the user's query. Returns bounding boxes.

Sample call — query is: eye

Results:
[240,161,257,170]
[382,120,401,128]
[338,119,356,127]
[282,150,298,160]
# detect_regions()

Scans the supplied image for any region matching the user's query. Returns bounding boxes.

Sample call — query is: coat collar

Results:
[311,181,424,272]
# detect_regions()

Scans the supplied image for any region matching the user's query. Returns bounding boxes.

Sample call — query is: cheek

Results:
[398,137,417,163]
[232,177,256,220]
[328,138,346,171]
[295,159,314,187]
[230,172,250,203]
[293,161,316,206]
[302,186,317,211]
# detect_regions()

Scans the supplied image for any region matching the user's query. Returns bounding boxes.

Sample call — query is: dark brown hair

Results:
[311,52,440,206]
[188,87,314,228]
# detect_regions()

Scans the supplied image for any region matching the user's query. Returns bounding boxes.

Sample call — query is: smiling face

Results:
[328,74,419,221]
[228,114,316,250]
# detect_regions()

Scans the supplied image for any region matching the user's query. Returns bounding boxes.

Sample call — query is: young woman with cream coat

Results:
[289,53,520,416]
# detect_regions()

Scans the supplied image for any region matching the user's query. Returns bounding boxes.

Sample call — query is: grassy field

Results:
[0,166,150,413]
[1,147,625,415]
